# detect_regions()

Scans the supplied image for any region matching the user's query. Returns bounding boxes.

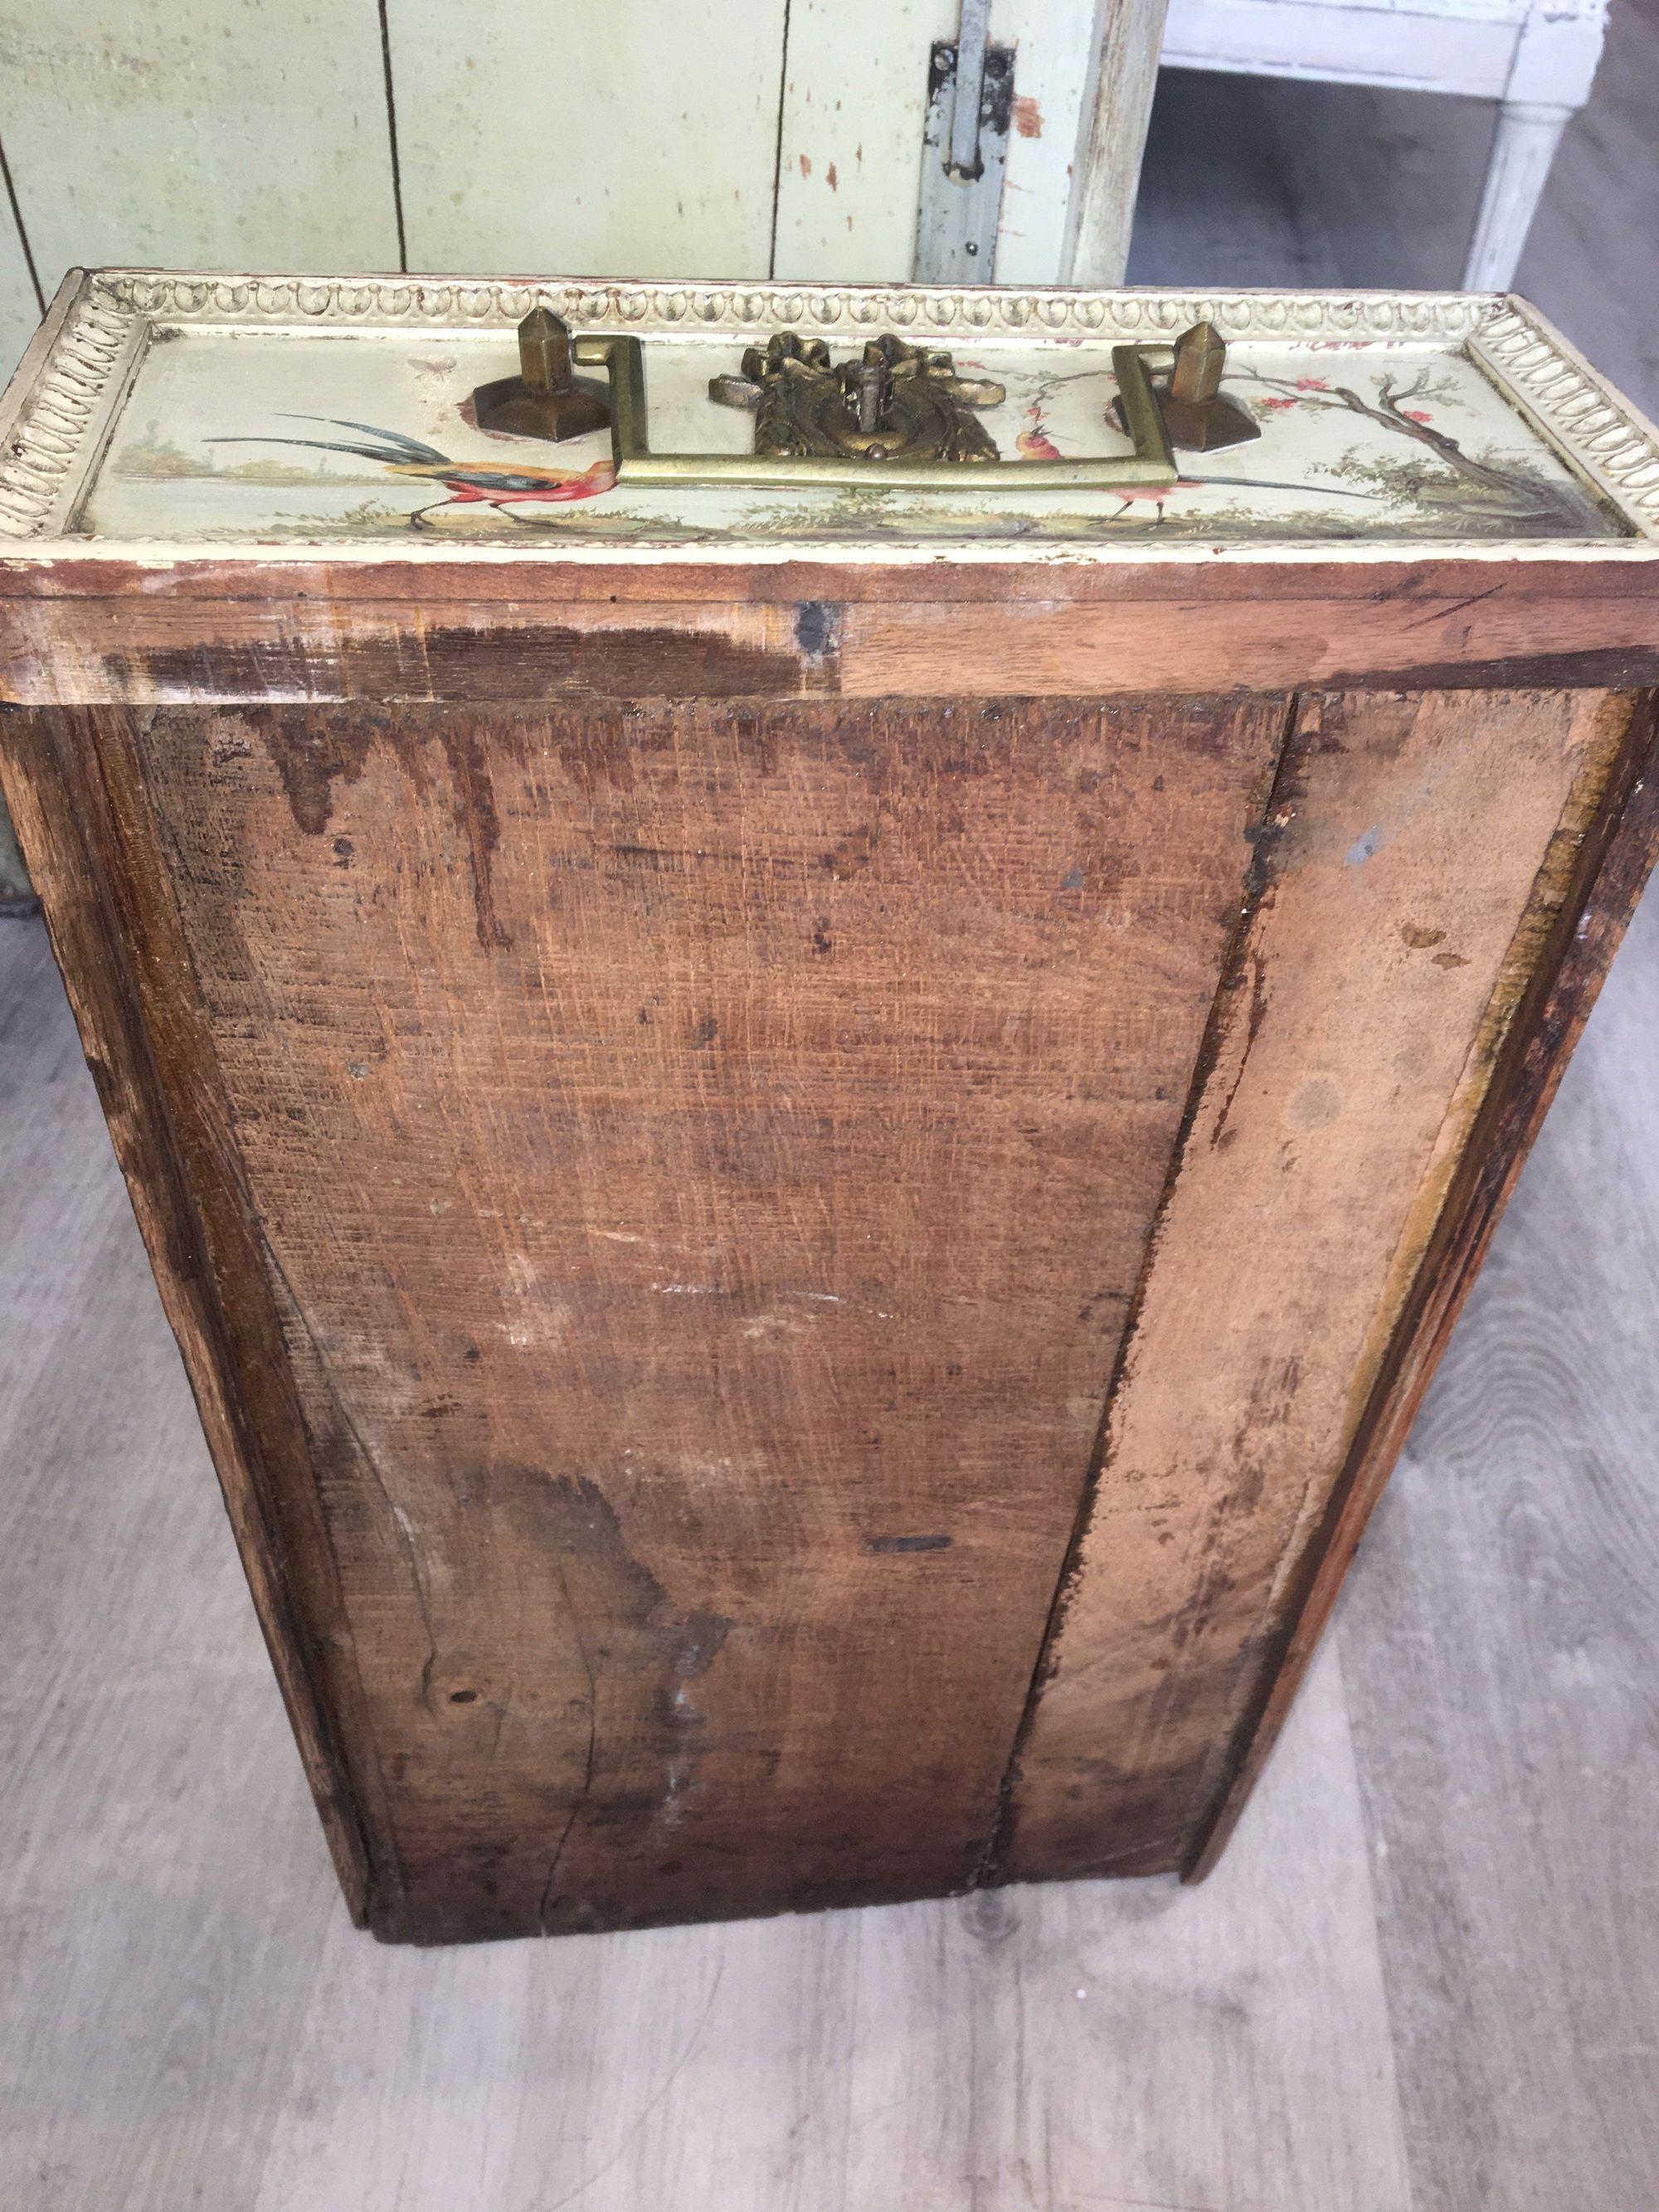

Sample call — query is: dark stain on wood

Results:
[1321,647,1659,692]
[793,600,841,661]
[103,614,844,707]
[436,722,508,949]
[267,719,379,836]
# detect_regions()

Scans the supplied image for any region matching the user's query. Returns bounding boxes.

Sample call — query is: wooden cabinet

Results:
[2,270,1657,1943]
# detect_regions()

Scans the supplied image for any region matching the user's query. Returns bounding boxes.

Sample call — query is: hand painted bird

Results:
[1016,403,1063,462]
[1014,404,1384,523]
[210,416,615,528]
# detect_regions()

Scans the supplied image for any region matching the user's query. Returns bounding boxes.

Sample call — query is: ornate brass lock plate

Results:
[709,332,1005,465]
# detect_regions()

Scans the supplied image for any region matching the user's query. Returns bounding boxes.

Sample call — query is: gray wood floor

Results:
[6,17,1659,2207]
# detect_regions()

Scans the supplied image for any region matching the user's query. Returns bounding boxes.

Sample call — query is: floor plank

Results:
[1337,880,1659,2212]
[251,1634,1408,2212]
[0,927,339,2212]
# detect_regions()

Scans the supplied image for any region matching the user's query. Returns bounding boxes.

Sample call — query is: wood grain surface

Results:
[7,666,1653,1938]
[5,563,1659,708]
[1000,686,1639,1881]
[38,691,1286,1938]
[1188,683,1659,1875]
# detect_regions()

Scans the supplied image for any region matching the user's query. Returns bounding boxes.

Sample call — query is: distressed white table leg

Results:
[1462,100,1572,289]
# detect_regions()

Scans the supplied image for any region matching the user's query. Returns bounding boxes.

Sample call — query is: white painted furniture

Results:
[1159,0,1610,286]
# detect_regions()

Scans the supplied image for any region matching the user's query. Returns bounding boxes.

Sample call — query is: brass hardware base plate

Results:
[470,308,613,445]
[471,374,611,445]
[1111,389,1262,454]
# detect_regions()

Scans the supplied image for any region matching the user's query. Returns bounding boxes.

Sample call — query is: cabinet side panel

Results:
[128,694,1286,1942]
[998,688,1637,1883]
[0,707,385,1923]
[1187,684,1659,1879]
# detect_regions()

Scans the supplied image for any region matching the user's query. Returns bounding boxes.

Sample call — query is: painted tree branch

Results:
[1239,365,1543,504]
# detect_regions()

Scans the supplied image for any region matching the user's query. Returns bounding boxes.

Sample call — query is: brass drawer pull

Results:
[570,328,1181,493]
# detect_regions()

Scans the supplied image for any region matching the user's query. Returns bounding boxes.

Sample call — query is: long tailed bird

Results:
[210,416,615,527]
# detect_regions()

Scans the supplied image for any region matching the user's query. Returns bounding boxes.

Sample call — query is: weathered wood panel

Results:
[387,0,789,280]
[0,0,399,293]
[996,686,1639,1882]
[1189,682,1659,1875]
[7,569,1659,708]
[1063,0,1170,283]
[0,705,383,1919]
[771,0,1106,284]
[114,692,1286,1939]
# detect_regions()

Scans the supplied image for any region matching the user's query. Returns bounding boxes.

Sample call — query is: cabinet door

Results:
[771,0,1107,284]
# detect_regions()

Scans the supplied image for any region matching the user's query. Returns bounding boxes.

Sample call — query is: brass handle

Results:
[571,333,1179,493]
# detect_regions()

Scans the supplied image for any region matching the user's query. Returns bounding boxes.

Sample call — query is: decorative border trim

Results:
[90,268,1497,343]
[1,271,1657,547]
[1473,300,1659,540]
[0,284,136,537]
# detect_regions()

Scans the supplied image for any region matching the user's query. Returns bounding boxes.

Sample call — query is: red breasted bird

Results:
[210,417,615,527]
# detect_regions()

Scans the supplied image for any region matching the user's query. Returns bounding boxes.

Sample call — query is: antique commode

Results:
[2,269,1657,1944]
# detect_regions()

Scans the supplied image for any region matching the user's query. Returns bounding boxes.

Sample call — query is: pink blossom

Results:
[1404,408,1433,422]
[1294,376,1329,391]
[1258,396,1297,412]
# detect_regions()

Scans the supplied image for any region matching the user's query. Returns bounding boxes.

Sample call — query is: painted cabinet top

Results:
[2,269,1657,562]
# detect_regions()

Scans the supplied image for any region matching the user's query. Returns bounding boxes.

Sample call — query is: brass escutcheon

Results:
[709,331,1006,465]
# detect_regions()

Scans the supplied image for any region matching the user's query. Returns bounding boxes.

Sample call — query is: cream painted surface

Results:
[7,277,1658,551]
[73,319,1620,548]
[386,0,790,279]
[994,0,1112,284]
[773,0,1107,284]
[0,192,37,386]
[0,0,400,310]
[1066,0,1170,280]
[773,0,956,282]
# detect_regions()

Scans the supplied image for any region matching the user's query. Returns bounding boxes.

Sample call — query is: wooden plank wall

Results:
[0,0,402,369]
[771,0,1103,285]
[0,1,1134,382]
